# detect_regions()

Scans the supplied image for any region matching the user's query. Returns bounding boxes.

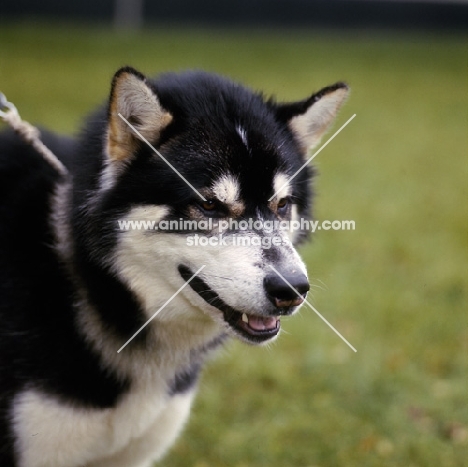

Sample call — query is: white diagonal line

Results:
[268,113,356,201]
[118,113,207,201]
[117,265,206,353]
[268,265,357,352]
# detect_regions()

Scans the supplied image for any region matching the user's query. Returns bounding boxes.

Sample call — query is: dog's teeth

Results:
[241,313,249,323]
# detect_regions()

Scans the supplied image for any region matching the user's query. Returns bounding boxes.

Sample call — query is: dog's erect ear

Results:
[275,83,349,153]
[107,67,173,162]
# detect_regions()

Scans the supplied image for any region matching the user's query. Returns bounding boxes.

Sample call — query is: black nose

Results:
[264,270,309,312]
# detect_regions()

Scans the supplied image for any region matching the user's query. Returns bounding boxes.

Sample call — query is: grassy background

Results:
[1,22,467,466]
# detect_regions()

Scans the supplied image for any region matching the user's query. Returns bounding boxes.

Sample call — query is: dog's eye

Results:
[197,199,227,217]
[200,200,217,211]
[277,198,289,210]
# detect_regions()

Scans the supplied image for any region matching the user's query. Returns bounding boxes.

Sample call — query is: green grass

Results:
[1,22,467,466]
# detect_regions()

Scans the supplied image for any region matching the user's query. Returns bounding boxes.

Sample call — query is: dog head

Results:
[73,67,348,347]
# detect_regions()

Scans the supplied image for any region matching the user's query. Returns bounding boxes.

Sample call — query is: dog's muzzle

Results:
[178,265,309,344]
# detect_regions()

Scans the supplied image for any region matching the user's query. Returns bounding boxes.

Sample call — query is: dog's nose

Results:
[264,271,309,312]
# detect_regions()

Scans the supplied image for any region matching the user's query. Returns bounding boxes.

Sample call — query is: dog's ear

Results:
[106,67,173,162]
[275,83,349,154]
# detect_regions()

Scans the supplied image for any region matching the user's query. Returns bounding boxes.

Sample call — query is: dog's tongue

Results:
[247,315,278,331]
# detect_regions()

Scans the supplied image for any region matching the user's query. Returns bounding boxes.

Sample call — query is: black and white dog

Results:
[0,67,348,466]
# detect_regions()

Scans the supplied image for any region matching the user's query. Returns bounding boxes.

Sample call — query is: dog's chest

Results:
[13,378,172,467]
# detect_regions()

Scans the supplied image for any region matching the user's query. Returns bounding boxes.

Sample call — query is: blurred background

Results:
[1,1,467,466]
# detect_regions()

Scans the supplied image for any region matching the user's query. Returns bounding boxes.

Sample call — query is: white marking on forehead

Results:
[236,125,249,149]
[212,175,240,204]
[273,173,292,200]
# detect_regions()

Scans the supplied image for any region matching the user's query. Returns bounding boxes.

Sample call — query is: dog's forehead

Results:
[197,120,295,203]
[156,77,303,201]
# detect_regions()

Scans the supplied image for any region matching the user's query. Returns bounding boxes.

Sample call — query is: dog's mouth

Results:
[178,265,280,344]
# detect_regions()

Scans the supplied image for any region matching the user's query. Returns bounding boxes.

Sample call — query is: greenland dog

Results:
[0,67,348,466]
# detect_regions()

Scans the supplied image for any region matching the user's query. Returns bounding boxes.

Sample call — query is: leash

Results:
[0,92,68,177]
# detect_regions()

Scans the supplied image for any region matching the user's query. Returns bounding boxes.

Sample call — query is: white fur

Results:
[236,125,248,149]
[272,172,291,201]
[114,207,265,315]
[212,175,240,205]
[89,393,193,467]
[13,387,194,467]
